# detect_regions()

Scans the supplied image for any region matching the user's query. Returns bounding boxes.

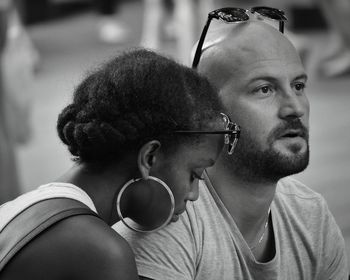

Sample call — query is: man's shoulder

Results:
[275,178,348,278]
[275,177,328,216]
[277,176,323,200]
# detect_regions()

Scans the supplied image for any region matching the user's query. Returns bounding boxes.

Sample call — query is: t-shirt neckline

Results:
[203,170,279,266]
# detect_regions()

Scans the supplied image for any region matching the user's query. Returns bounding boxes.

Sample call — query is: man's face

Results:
[212,31,310,182]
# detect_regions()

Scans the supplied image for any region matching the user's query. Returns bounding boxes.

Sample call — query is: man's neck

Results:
[206,161,277,244]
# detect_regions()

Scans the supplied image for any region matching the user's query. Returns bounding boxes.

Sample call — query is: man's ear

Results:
[137,140,161,180]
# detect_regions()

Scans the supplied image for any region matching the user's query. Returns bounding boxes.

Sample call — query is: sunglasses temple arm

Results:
[192,16,212,69]
[279,21,284,33]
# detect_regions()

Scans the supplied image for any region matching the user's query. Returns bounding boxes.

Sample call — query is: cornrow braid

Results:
[57,105,77,146]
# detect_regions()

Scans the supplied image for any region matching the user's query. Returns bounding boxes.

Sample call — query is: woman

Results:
[0,49,239,279]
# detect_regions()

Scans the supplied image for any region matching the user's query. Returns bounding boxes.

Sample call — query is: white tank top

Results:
[0,182,97,232]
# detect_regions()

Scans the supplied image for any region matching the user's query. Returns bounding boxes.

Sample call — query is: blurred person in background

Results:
[95,0,129,43]
[140,0,173,52]
[317,0,350,77]
[140,0,213,65]
[0,0,36,204]
[0,48,234,279]
[0,0,20,204]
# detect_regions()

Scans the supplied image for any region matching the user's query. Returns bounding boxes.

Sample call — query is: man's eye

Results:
[254,85,274,97]
[294,82,306,92]
[260,86,270,93]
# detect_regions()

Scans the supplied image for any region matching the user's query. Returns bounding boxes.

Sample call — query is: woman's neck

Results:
[56,161,137,225]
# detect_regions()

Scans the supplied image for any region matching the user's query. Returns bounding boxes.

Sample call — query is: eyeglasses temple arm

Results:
[174,130,237,135]
[192,16,212,69]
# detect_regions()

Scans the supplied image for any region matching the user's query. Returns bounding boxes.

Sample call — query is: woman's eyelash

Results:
[192,172,205,180]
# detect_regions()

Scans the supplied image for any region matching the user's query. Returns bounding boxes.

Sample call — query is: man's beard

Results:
[224,119,309,183]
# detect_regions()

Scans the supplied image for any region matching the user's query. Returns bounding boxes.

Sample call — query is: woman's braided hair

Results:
[57,49,222,163]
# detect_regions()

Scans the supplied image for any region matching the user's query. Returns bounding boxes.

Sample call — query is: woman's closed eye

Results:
[191,171,205,182]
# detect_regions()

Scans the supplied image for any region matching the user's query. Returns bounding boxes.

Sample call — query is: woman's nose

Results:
[187,183,199,202]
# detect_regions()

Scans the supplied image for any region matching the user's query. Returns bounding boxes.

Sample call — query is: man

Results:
[114,17,349,279]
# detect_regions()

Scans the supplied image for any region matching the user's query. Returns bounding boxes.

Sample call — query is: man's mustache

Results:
[270,118,309,140]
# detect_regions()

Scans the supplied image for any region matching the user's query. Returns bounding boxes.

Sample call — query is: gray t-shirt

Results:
[114,177,348,280]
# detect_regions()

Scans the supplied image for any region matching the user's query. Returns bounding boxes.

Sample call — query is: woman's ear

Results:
[137,140,161,180]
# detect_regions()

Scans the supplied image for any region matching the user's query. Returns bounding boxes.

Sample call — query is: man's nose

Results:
[278,89,309,120]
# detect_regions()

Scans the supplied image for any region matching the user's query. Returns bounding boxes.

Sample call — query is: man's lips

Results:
[279,128,306,139]
[268,119,309,146]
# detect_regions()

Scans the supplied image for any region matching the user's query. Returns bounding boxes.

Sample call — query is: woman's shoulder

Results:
[55,214,135,254]
[2,215,138,280]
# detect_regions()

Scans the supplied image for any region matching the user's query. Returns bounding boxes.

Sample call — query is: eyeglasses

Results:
[192,6,287,68]
[175,113,240,155]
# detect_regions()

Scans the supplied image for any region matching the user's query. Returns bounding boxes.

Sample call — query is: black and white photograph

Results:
[1,0,349,279]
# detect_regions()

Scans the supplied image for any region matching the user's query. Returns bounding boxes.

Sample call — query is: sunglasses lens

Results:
[251,7,287,20]
[214,8,249,22]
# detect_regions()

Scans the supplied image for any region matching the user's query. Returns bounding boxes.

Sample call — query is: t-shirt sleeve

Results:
[320,198,349,280]
[113,212,198,280]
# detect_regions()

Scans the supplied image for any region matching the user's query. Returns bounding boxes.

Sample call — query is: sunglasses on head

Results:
[175,112,240,155]
[192,6,287,68]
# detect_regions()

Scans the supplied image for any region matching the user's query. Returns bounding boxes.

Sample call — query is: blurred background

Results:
[1,0,349,267]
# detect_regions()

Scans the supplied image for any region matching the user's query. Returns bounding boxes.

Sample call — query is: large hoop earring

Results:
[116,176,175,233]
